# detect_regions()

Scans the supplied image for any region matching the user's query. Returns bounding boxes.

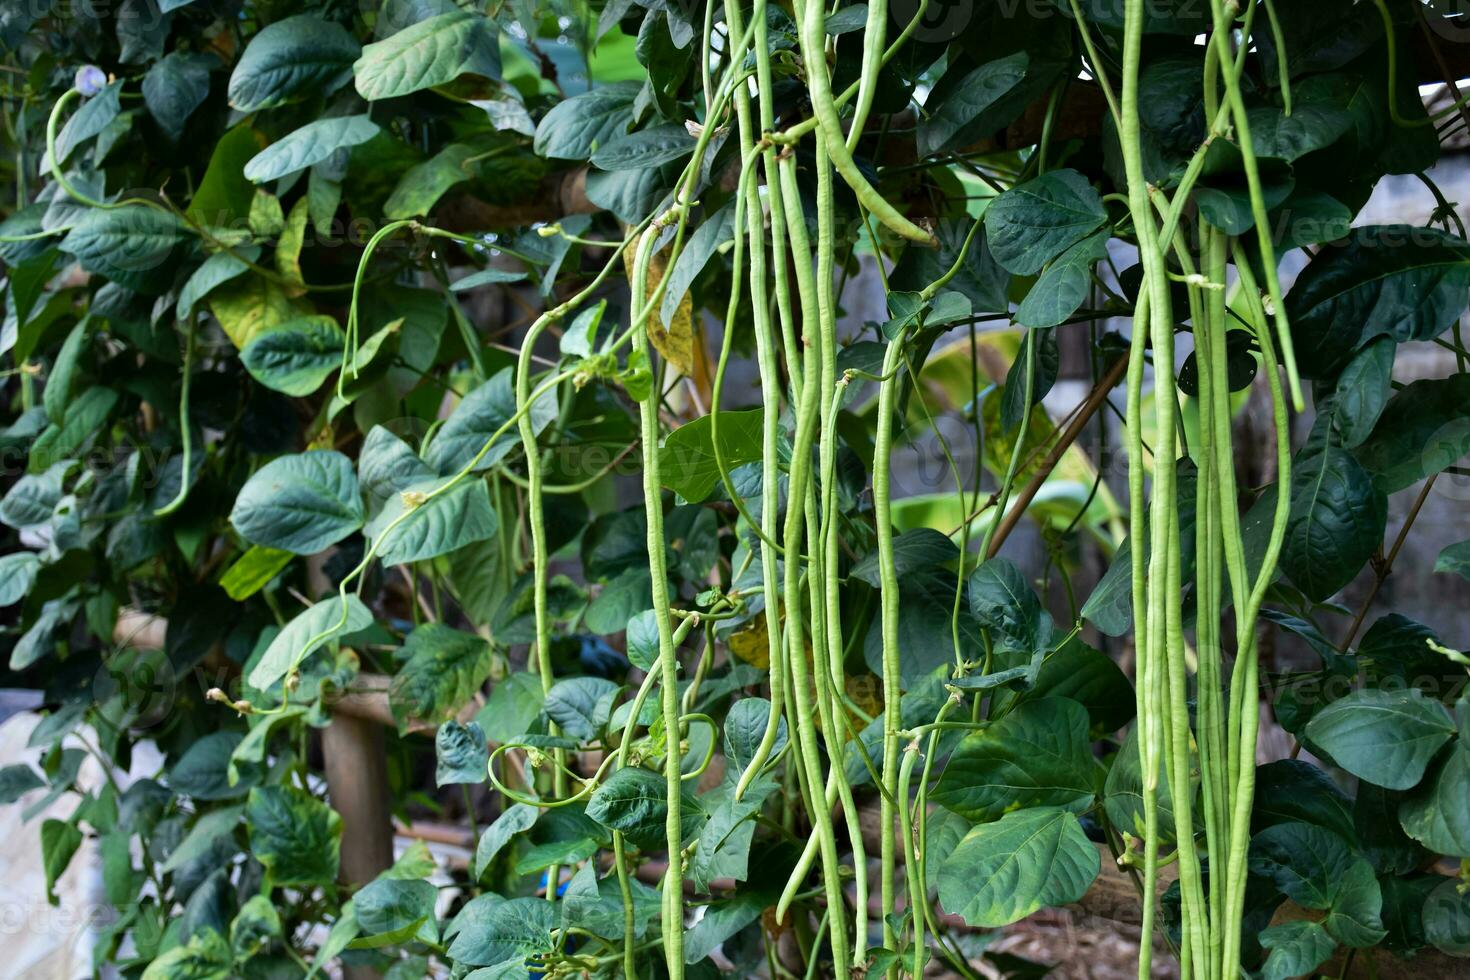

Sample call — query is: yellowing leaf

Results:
[845,672,883,725]
[726,616,770,670]
[275,197,310,295]
[624,230,695,378]
[248,189,285,238]
[209,273,309,349]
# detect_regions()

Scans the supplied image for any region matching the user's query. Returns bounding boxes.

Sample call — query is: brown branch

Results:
[986,352,1130,559]
[1341,473,1439,649]
[1412,23,1470,86]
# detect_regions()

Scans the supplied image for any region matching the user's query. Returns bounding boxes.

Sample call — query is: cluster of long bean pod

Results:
[1102,2,1296,979]
[310,2,1303,977]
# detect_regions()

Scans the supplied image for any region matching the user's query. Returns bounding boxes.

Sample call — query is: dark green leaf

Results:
[0,464,64,530]
[0,552,40,606]
[240,315,344,396]
[682,887,773,964]
[30,386,119,469]
[1436,539,1470,581]
[142,52,213,140]
[1249,821,1386,946]
[245,785,342,887]
[384,142,486,220]
[423,368,557,475]
[1285,225,1470,378]
[1248,103,1353,162]
[366,479,498,567]
[1323,335,1396,449]
[1399,740,1470,857]
[968,557,1047,657]
[55,80,122,165]
[169,732,253,801]
[1377,873,1442,953]
[584,165,677,224]
[247,594,373,691]
[1022,636,1134,732]
[624,609,660,672]
[723,697,787,777]
[543,676,619,741]
[160,805,244,873]
[1255,0,1381,81]
[1258,921,1336,980]
[177,249,256,321]
[1354,375,1470,494]
[476,672,545,745]
[890,219,1009,315]
[1423,876,1470,955]
[0,763,45,803]
[1105,724,1187,844]
[43,316,87,426]
[533,83,638,160]
[1355,783,1425,875]
[230,450,364,555]
[918,52,1031,158]
[244,115,379,183]
[447,896,556,967]
[590,124,695,172]
[354,11,501,100]
[561,860,661,940]
[138,929,232,980]
[691,777,776,891]
[473,803,538,879]
[228,14,360,112]
[984,170,1108,276]
[436,720,489,786]
[1358,613,1449,684]
[585,766,701,849]
[451,267,528,292]
[936,807,1100,927]
[864,566,985,687]
[1305,688,1454,790]
[1252,759,1355,841]
[40,818,82,904]
[359,426,434,500]
[1280,443,1386,601]
[1072,0,1209,34]
[1268,189,1353,249]
[1015,233,1110,329]
[390,623,494,732]
[60,205,188,294]
[1000,327,1061,431]
[354,878,438,946]
[850,528,959,588]
[659,410,765,503]
[660,203,735,325]
[933,698,1095,822]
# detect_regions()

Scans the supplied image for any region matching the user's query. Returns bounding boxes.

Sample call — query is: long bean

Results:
[871,326,908,968]
[725,0,792,802]
[1118,3,1178,976]
[793,0,935,245]
[153,315,196,517]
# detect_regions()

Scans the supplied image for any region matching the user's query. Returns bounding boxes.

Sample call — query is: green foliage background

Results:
[1,0,1469,978]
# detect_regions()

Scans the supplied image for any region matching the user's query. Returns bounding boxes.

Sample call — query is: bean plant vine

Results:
[3,1,1470,979]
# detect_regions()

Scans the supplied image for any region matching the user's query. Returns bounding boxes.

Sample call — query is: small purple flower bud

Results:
[74,66,107,97]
